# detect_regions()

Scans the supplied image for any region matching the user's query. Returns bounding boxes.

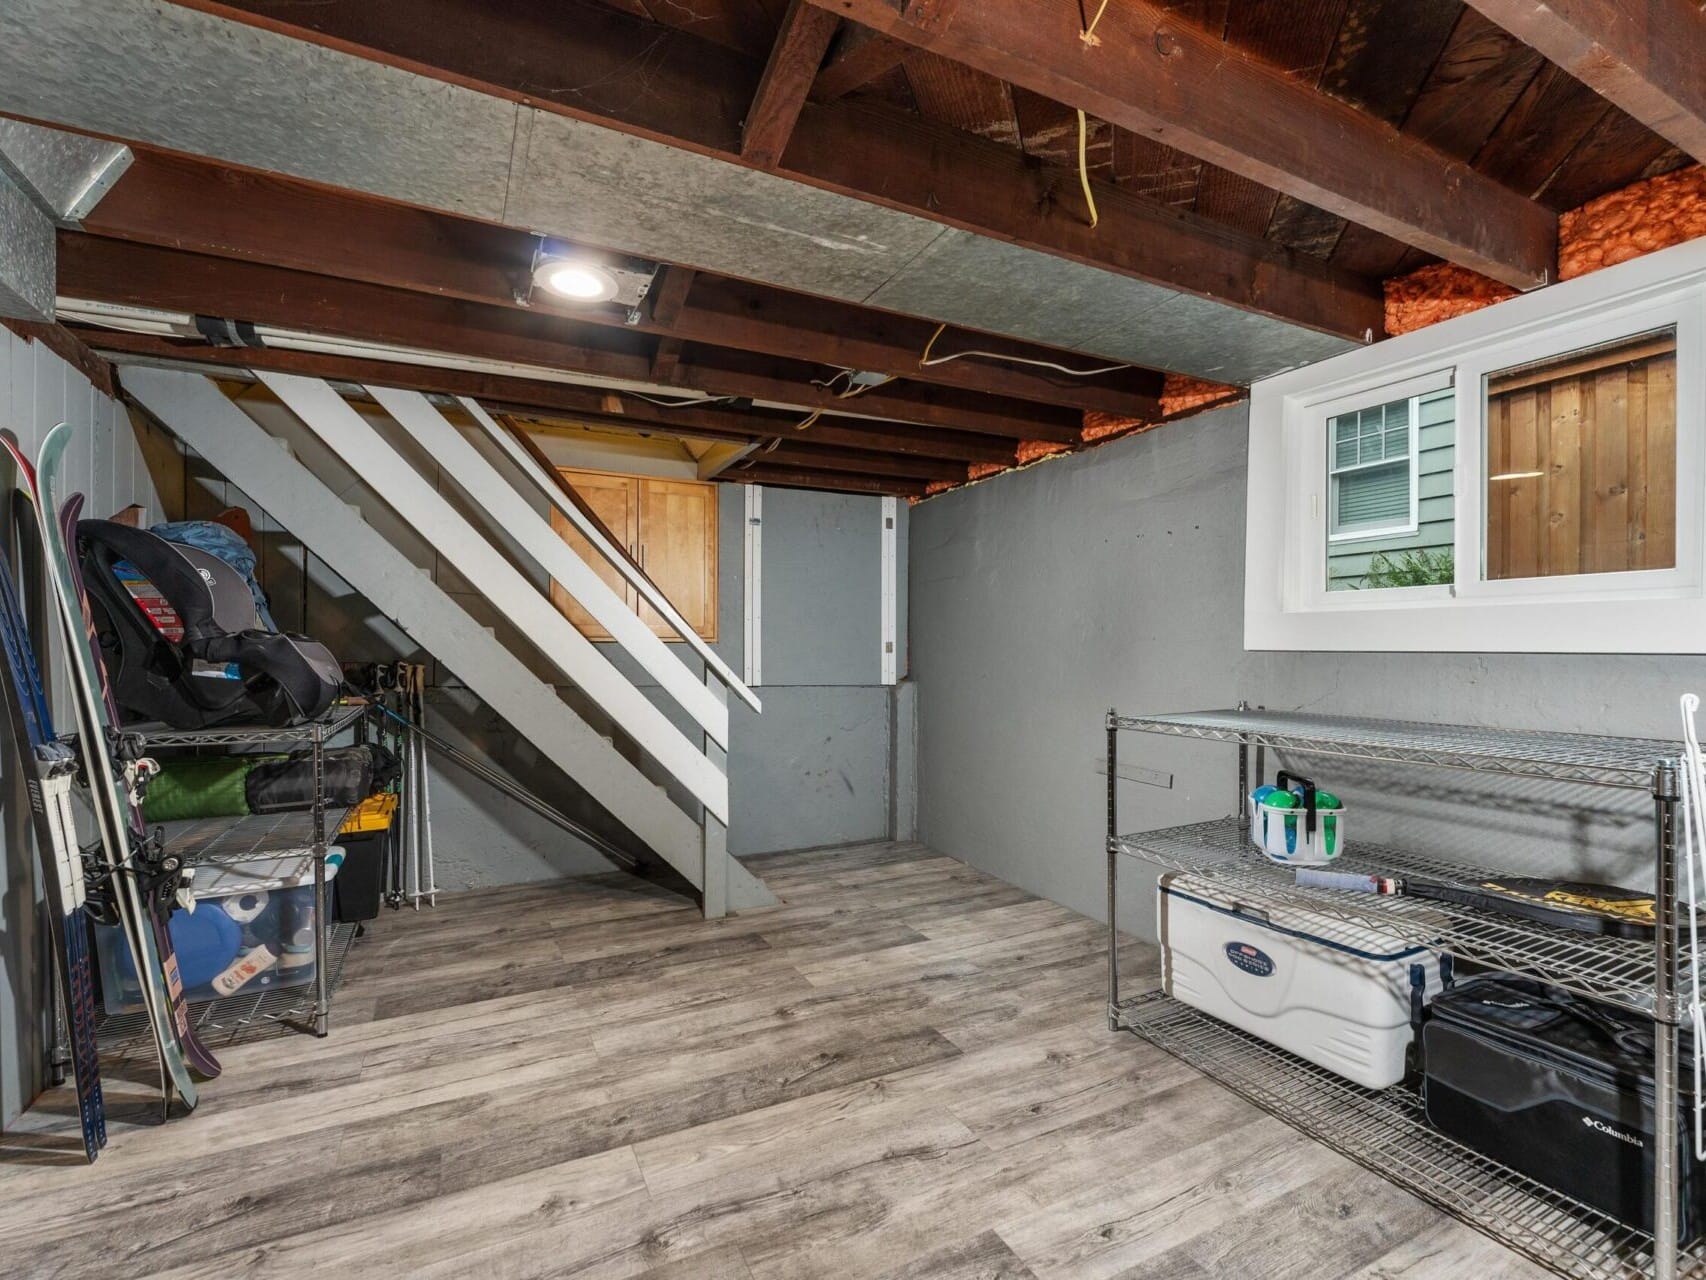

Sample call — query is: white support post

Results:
[701,670,729,920]
[744,485,763,688]
[880,495,898,686]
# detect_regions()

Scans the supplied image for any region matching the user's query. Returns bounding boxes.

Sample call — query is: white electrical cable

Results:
[917,322,1130,377]
[627,392,738,408]
[1679,693,1706,1158]
[919,348,1133,376]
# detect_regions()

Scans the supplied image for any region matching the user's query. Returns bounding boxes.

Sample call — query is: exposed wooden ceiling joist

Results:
[810,23,915,101]
[809,0,1560,289]
[160,0,1384,344]
[78,329,1016,466]
[672,345,1080,441]
[1461,0,1706,163]
[644,268,696,329]
[726,462,932,497]
[742,0,841,166]
[756,441,966,481]
[649,337,686,386]
[77,150,1155,421]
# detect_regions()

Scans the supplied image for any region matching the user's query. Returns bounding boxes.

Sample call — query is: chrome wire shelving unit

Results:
[98,923,361,1052]
[1106,708,1692,1280]
[99,700,372,1044]
[1119,991,1690,1280]
[1117,817,1689,1015]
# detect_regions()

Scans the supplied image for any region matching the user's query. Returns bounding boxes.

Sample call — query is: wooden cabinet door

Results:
[550,469,637,641]
[637,478,718,642]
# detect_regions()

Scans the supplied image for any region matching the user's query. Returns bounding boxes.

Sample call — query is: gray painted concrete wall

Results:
[909,401,1705,945]
[718,486,908,855]
[1,328,168,1128]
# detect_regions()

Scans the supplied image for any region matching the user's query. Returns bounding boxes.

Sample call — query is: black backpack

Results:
[77,519,343,729]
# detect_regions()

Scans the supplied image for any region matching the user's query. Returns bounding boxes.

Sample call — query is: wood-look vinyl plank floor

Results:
[3,842,1546,1279]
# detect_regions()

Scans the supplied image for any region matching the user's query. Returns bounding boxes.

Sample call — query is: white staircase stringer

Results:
[256,371,728,824]
[368,385,729,746]
[122,368,713,890]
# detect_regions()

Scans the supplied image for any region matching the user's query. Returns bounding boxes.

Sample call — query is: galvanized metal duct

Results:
[0,117,131,321]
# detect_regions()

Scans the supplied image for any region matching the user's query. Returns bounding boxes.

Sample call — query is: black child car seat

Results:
[77,519,342,729]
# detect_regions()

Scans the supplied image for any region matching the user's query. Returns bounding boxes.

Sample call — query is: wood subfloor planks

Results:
[0,842,1544,1278]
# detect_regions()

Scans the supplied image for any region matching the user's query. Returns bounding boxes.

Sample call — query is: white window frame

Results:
[1325,393,1421,544]
[1246,234,1706,653]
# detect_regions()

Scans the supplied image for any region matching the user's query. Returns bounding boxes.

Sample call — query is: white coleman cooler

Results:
[1157,872,1446,1089]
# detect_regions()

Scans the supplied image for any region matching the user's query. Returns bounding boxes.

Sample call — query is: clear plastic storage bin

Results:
[94,849,343,1015]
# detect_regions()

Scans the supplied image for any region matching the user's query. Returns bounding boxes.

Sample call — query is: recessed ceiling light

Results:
[534,259,620,303]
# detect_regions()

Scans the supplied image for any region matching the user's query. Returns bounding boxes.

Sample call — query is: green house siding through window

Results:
[1330,398,1412,534]
[1327,389,1456,591]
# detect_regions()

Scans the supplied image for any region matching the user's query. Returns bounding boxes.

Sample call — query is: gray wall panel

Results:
[909,403,1704,943]
[727,686,893,857]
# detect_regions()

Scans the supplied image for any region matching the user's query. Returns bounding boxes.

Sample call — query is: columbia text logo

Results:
[1583,1116,1644,1148]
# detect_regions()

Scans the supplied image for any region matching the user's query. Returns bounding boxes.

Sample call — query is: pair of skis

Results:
[1,425,221,1156]
[0,502,105,1160]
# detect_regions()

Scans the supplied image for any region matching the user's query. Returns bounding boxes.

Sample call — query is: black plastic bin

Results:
[333,794,396,924]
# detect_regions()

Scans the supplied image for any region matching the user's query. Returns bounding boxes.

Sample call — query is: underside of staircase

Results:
[122,366,775,915]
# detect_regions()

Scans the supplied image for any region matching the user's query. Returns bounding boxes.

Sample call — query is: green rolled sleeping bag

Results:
[140,756,265,822]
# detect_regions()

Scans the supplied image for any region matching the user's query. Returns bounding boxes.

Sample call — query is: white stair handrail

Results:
[367,385,728,747]
[457,395,761,713]
[256,371,729,823]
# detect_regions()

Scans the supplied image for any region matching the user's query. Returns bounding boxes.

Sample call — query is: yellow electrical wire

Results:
[921,322,948,366]
[1080,0,1110,45]
[1077,109,1099,229]
[1075,1,1109,230]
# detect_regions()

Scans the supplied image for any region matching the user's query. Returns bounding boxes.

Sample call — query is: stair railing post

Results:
[702,671,729,919]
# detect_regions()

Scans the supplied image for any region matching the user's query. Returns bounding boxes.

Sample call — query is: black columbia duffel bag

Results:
[1423,974,1704,1234]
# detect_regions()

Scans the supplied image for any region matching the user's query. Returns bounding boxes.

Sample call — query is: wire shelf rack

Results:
[1117,991,1703,1280]
[161,804,360,874]
[1119,817,1687,1015]
[132,700,370,750]
[97,922,361,1053]
[1116,710,1676,790]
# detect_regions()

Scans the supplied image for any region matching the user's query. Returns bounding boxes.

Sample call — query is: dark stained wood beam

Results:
[644,267,696,328]
[161,0,1386,342]
[742,0,840,166]
[811,23,915,101]
[667,274,1160,417]
[649,337,685,385]
[1,318,118,398]
[675,346,1080,441]
[727,463,930,497]
[80,328,1021,465]
[756,441,966,481]
[809,0,1559,289]
[80,150,1150,421]
[1461,0,1706,162]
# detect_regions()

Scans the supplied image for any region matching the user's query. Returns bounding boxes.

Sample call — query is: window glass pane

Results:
[1483,327,1676,581]
[1327,388,1456,592]
[1336,461,1408,526]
